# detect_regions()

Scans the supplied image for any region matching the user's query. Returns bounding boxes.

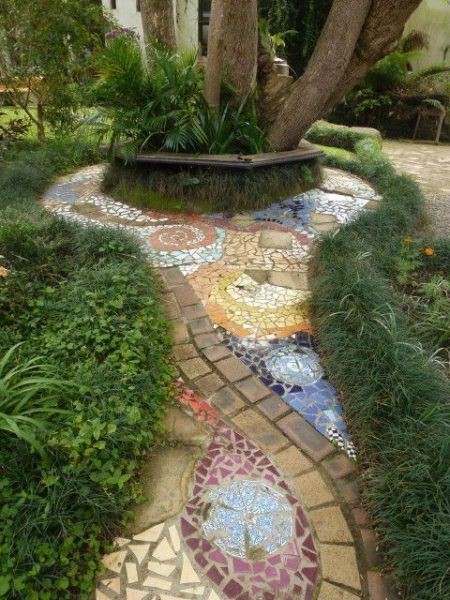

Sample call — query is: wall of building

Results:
[102,0,145,41]
[405,0,450,68]
[102,0,199,51]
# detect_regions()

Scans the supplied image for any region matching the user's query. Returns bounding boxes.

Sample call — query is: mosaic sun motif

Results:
[202,480,294,560]
[207,272,312,338]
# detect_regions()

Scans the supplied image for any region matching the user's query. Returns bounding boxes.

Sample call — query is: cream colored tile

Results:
[128,543,150,565]
[147,560,175,577]
[168,525,181,552]
[101,550,127,574]
[152,537,176,561]
[142,575,172,590]
[125,562,138,584]
[126,589,151,600]
[103,577,121,593]
[180,553,201,584]
[133,522,165,542]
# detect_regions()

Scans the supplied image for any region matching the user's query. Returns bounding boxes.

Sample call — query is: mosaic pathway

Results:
[43,166,385,599]
[44,164,380,458]
[97,386,319,600]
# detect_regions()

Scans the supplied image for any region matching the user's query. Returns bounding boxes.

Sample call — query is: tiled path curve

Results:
[43,166,393,600]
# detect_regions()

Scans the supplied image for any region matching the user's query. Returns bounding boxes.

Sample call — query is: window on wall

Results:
[198,0,211,55]
[110,0,116,9]
[136,0,140,11]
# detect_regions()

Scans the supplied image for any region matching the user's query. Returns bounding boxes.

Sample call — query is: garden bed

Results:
[0,139,172,598]
[308,123,450,600]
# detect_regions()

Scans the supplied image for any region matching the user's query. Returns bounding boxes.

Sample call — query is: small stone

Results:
[309,506,353,542]
[132,446,198,531]
[320,544,361,590]
[267,271,309,290]
[101,550,127,574]
[258,230,293,249]
[293,471,334,508]
[162,407,209,446]
[125,562,138,584]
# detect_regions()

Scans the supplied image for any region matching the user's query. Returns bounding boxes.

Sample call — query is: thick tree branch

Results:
[267,0,372,151]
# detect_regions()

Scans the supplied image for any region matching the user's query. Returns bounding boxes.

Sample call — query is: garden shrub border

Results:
[308,124,450,599]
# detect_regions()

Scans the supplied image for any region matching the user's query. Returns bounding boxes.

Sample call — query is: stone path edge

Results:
[159,266,395,600]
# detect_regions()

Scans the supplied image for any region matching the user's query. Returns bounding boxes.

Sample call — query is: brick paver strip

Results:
[182,303,208,320]
[172,284,200,307]
[232,409,289,454]
[195,372,225,396]
[318,582,360,599]
[202,344,231,363]
[360,528,380,567]
[215,356,252,382]
[293,471,335,508]
[156,266,391,599]
[189,316,214,335]
[210,387,246,415]
[172,343,197,361]
[234,376,272,403]
[367,571,396,600]
[278,412,335,462]
[320,544,362,591]
[178,357,211,380]
[194,332,220,349]
[257,394,291,420]
[322,453,356,480]
[309,506,353,543]
[273,445,313,477]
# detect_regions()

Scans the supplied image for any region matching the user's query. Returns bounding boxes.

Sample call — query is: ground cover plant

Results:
[0,139,172,598]
[102,160,318,214]
[308,124,450,599]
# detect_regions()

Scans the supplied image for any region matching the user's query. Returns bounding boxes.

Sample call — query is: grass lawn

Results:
[0,138,173,598]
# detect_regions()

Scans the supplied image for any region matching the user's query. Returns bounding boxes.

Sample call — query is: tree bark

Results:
[267,0,372,151]
[204,0,258,108]
[321,0,424,115]
[140,0,177,51]
[268,0,424,151]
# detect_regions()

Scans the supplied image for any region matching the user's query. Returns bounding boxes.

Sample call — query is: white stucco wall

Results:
[102,0,145,42]
[405,0,450,68]
[102,0,199,51]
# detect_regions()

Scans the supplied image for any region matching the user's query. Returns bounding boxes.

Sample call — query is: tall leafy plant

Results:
[0,344,69,452]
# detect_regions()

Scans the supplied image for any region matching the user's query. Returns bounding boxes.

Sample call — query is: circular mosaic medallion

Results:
[202,480,294,560]
[266,344,324,386]
[149,222,218,252]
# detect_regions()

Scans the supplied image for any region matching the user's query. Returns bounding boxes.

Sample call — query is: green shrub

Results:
[311,127,450,599]
[306,121,381,152]
[86,35,267,156]
[0,140,172,598]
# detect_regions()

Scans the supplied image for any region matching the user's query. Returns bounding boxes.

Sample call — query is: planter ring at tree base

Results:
[104,140,324,170]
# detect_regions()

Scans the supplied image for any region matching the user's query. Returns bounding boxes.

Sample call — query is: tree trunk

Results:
[204,0,258,108]
[267,0,372,151]
[267,0,424,151]
[140,0,177,51]
[321,0,424,115]
[36,101,45,140]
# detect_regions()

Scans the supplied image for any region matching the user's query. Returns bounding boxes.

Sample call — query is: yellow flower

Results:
[0,266,9,279]
[403,237,413,244]
[423,248,436,256]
